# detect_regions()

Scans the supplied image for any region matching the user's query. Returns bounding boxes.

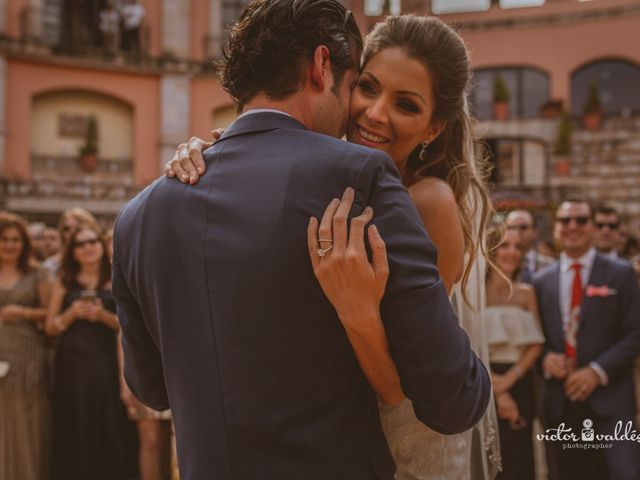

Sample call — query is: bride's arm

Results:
[308,188,404,406]
[408,177,464,294]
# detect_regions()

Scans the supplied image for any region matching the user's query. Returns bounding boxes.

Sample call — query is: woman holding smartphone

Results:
[46,224,126,480]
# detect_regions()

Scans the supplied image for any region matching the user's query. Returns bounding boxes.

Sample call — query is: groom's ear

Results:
[307,45,331,93]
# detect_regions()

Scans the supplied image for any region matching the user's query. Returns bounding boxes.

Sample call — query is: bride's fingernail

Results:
[363,206,372,215]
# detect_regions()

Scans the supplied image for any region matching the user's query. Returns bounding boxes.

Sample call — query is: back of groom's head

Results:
[219,0,362,110]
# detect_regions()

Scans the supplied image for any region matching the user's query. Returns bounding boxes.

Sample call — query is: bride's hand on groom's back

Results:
[164,129,223,184]
[307,187,389,330]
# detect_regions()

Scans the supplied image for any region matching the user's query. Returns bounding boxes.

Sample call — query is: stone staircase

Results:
[549,115,640,232]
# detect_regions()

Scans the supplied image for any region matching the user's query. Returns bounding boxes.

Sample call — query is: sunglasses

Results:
[556,216,590,226]
[507,224,531,232]
[73,238,100,249]
[595,222,620,230]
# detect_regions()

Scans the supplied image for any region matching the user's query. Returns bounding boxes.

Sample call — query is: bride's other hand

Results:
[307,187,389,328]
[164,128,224,184]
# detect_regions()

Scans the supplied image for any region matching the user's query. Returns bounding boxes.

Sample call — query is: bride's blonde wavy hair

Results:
[362,15,494,303]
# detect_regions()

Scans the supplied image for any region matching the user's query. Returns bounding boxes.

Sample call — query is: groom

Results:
[113,1,490,479]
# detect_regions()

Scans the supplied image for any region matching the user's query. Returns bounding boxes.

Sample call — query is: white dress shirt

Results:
[558,247,608,385]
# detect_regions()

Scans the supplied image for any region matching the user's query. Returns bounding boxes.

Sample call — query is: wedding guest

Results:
[42,207,99,280]
[119,341,172,480]
[46,224,126,480]
[0,212,50,480]
[593,205,623,260]
[27,221,47,261]
[121,0,145,54]
[99,1,120,55]
[486,226,544,480]
[537,239,558,260]
[42,226,61,260]
[535,198,640,479]
[104,228,114,261]
[506,210,554,283]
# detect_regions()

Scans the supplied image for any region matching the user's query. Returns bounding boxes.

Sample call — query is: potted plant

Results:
[553,112,572,176]
[79,116,98,172]
[541,99,564,119]
[582,81,602,131]
[492,74,511,121]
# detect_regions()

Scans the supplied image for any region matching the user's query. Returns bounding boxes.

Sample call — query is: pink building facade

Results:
[1,0,640,231]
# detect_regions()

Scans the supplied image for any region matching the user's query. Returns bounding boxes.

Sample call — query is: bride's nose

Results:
[366,98,389,124]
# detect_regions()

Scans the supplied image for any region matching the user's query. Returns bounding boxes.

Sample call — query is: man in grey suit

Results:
[534,199,640,480]
[112,1,490,478]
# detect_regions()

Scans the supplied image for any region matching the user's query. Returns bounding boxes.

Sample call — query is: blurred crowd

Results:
[2,200,640,480]
[490,202,640,479]
[0,208,174,480]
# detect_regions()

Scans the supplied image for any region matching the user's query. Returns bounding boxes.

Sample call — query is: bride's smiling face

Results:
[347,48,441,173]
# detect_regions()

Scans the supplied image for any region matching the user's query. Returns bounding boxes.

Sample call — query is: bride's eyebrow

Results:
[360,71,426,106]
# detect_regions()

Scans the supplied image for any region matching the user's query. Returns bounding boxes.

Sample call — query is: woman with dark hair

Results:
[166,13,497,479]
[46,224,126,480]
[485,226,544,479]
[42,207,99,280]
[0,212,50,480]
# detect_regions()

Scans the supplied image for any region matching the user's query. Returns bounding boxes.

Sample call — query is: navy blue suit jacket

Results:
[113,113,490,480]
[533,253,640,423]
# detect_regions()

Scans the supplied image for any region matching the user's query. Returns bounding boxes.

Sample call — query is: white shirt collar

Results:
[238,108,292,119]
[600,250,619,260]
[560,247,597,273]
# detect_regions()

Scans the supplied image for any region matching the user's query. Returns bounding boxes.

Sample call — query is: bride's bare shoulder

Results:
[407,176,457,214]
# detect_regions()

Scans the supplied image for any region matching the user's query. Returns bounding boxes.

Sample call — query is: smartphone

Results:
[79,290,98,302]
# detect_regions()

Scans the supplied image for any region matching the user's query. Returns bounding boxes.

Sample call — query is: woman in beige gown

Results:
[0,212,50,480]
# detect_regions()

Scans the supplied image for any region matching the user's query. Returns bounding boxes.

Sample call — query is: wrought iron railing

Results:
[18,6,150,58]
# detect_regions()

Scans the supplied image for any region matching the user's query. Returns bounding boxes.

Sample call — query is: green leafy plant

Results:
[554,112,572,155]
[493,74,511,103]
[583,81,601,115]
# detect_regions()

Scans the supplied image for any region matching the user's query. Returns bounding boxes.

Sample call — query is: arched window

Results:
[470,67,550,120]
[31,90,133,180]
[571,59,640,116]
[485,138,546,187]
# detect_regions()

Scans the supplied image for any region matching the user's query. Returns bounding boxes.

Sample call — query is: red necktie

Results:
[565,263,583,366]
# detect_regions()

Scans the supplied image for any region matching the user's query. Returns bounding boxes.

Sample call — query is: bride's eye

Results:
[398,100,419,114]
[358,80,376,96]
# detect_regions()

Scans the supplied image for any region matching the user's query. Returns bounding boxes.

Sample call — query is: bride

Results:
[166,14,500,480]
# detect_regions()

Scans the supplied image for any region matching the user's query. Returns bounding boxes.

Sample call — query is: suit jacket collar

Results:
[547,263,564,343]
[215,111,308,145]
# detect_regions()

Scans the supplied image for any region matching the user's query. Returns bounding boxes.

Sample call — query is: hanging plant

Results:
[492,74,511,121]
[79,116,98,172]
[582,81,602,131]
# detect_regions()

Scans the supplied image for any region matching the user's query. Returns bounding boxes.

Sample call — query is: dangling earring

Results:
[419,140,429,162]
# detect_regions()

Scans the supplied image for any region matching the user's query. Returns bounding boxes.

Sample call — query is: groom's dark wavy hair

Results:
[218,0,362,110]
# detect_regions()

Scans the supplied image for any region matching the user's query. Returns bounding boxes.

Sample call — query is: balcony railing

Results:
[18,6,150,59]
[1,155,141,216]
[31,154,133,182]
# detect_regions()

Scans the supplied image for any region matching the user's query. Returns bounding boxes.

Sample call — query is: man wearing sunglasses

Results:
[506,209,554,283]
[533,198,640,479]
[593,205,624,261]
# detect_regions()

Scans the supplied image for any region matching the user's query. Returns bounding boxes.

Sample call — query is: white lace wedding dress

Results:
[378,234,501,480]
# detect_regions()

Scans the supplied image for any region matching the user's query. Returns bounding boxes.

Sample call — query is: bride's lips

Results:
[354,124,390,146]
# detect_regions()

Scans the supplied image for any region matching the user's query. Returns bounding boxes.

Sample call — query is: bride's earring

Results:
[419,140,429,162]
